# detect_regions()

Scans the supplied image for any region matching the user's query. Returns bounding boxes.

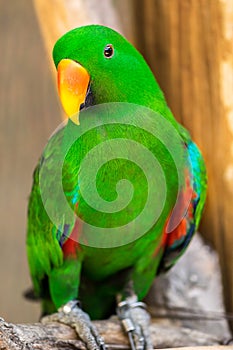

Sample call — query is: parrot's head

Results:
[53,25,166,124]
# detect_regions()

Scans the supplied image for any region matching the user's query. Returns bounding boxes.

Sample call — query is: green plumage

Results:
[27,25,207,319]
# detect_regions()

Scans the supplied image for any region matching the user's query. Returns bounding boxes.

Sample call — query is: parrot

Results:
[26,25,207,350]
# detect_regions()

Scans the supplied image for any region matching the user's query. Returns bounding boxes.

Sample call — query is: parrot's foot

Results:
[41,300,105,350]
[117,296,153,350]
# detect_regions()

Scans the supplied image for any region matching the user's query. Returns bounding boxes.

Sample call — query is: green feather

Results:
[27,25,207,318]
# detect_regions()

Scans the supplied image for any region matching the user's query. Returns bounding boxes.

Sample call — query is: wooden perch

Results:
[0,316,229,350]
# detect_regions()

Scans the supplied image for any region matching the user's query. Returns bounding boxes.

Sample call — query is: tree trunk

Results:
[132,0,233,327]
[32,0,133,74]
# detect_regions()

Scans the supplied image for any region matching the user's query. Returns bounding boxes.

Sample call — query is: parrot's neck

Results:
[99,61,177,128]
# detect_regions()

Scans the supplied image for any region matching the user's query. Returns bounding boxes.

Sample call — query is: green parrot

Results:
[27,25,207,350]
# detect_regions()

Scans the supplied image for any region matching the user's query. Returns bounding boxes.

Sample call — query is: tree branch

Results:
[0,316,226,350]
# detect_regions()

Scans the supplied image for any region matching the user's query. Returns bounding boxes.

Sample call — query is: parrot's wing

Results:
[27,164,63,298]
[26,127,79,299]
[158,141,207,272]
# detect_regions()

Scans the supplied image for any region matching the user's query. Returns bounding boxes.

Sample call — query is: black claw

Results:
[100,342,106,350]
[117,299,151,350]
[128,332,136,350]
[97,337,106,350]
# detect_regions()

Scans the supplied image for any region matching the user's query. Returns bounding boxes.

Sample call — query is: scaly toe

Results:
[42,301,106,350]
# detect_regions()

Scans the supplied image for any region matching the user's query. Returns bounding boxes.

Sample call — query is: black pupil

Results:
[104,45,113,57]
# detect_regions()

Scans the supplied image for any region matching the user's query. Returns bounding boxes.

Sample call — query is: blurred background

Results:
[0,0,232,328]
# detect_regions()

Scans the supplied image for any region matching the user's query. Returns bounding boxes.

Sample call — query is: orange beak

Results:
[57,59,90,125]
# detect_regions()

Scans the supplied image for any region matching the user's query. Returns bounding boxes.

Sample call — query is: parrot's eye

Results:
[104,44,114,58]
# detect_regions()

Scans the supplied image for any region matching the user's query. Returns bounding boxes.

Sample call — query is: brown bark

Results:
[0,317,227,350]
[32,0,127,74]
[132,0,233,325]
